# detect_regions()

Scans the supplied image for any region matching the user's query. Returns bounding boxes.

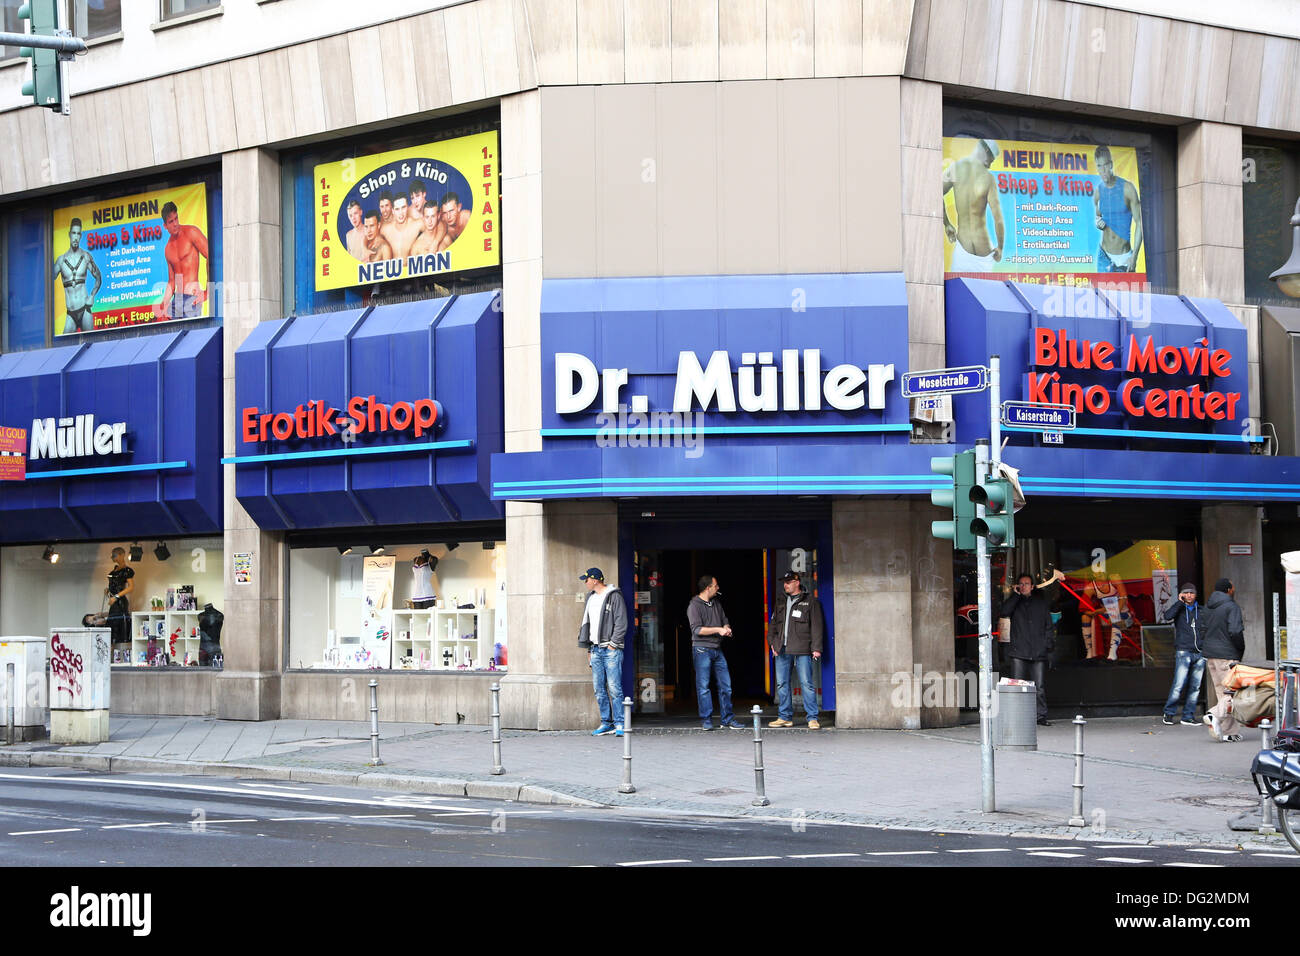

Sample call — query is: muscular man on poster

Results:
[155,201,209,320]
[943,139,1005,273]
[361,210,394,261]
[53,218,103,333]
[409,204,447,258]
[382,194,424,259]
[344,200,366,261]
[1093,145,1144,274]
[435,192,472,252]
[409,179,429,219]
[377,190,394,225]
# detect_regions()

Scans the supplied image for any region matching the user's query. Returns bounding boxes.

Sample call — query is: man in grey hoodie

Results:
[1201,578,1246,742]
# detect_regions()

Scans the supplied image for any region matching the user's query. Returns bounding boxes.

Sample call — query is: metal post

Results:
[1069,714,1086,827]
[618,697,635,794]
[490,682,505,775]
[751,705,770,807]
[974,439,996,812]
[368,679,383,766]
[5,662,13,746]
[989,354,1002,468]
[1260,719,1276,832]
[1274,592,1282,729]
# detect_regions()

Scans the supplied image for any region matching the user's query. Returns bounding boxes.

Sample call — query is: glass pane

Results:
[1,0,24,60]
[162,0,218,20]
[5,208,49,351]
[71,0,121,39]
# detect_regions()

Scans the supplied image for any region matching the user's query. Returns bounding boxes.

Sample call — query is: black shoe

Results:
[1162,715,1175,725]
[1037,718,1051,726]
[720,720,747,729]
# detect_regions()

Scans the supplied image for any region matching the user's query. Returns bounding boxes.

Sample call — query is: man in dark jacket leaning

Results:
[577,567,630,737]
[766,570,825,729]
[1201,578,1246,742]
[999,569,1064,725]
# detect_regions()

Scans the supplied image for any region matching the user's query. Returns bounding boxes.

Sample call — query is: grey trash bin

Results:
[994,682,1038,750]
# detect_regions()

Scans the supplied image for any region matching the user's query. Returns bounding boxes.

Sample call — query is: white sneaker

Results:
[1205,713,1221,741]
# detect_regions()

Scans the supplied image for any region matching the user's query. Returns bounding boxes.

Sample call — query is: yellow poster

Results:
[942,138,1146,285]
[52,183,209,336]
[313,131,500,292]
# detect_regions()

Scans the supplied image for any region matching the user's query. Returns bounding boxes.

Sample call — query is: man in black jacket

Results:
[1159,583,1205,726]
[576,567,630,737]
[766,570,825,729]
[999,569,1064,726]
[1201,578,1246,742]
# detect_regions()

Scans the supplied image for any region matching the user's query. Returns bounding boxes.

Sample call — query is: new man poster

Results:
[313,131,500,292]
[52,184,210,336]
[942,137,1146,286]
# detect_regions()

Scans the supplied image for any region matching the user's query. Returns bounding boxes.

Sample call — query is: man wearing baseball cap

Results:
[766,570,825,729]
[1158,582,1205,726]
[577,567,629,737]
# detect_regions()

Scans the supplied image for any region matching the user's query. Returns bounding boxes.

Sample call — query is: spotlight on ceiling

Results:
[42,544,60,564]
[446,541,459,552]
[482,540,496,550]
[370,545,385,555]
[337,546,353,555]
[129,542,143,562]
[154,541,171,562]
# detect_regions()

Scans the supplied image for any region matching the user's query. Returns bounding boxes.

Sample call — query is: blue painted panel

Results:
[0,328,223,542]
[232,293,503,530]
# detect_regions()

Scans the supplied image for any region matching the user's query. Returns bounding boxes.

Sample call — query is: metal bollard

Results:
[618,697,635,794]
[5,662,14,746]
[1068,714,1086,827]
[490,682,505,775]
[751,705,770,807]
[1259,719,1276,832]
[368,679,383,766]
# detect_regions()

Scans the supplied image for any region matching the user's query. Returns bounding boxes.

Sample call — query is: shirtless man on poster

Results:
[383,194,425,259]
[53,218,103,333]
[942,139,1005,274]
[361,210,394,262]
[378,190,394,226]
[409,179,429,219]
[435,192,472,252]
[1093,145,1144,274]
[155,202,209,320]
[409,204,447,258]
[344,200,366,261]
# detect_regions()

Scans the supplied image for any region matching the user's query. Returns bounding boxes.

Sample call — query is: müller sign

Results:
[1029,329,1242,421]
[241,396,444,443]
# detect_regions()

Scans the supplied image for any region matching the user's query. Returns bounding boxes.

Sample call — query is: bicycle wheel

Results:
[1275,797,1300,854]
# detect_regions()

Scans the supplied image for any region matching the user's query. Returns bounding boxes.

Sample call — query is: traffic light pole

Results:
[974,438,995,812]
[0,32,86,55]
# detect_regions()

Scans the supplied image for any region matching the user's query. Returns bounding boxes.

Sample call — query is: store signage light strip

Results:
[1004,424,1265,443]
[23,460,189,480]
[494,483,943,497]
[541,424,912,437]
[222,439,474,466]
[494,473,944,489]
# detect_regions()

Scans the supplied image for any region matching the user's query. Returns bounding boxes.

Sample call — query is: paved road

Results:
[1,768,1298,867]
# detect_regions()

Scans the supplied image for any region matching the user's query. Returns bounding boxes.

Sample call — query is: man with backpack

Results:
[1202,578,1246,743]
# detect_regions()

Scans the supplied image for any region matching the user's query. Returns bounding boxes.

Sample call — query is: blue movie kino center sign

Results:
[490,273,961,500]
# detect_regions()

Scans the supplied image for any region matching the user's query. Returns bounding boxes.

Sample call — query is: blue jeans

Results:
[1163,649,1205,721]
[774,652,819,721]
[590,645,625,727]
[693,646,734,724]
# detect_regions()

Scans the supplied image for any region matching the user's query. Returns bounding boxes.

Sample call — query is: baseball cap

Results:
[780,570,801,582]
[579,567,605,582]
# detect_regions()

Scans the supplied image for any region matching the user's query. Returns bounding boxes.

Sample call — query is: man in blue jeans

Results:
[767,570,825,729]
[577,567,629,737]
[687,574,745,730]
[1160,582,1205,726]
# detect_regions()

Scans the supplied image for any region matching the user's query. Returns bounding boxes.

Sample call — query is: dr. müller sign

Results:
[556,350,896,414]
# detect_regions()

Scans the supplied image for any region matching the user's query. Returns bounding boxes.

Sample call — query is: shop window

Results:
[1,172,223,352]
[943,102,1178,292]
[281,112,501,317]
[288,541,508,672]
[1244,142,1300,306]
[0,537,227,667]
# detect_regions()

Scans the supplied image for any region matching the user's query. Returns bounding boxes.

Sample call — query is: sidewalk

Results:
[0,714,1290,849]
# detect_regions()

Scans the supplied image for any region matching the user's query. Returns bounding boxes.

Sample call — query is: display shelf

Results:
[126,610,203,666]
[389,607,502,671]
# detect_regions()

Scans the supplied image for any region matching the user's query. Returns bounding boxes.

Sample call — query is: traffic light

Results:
[970,474,1015,549]
[930,450,976,550]
[18,0,64,111]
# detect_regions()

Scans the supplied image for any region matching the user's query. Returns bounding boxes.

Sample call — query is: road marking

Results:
[203,819,258,824]
[350,813,416,819]
[1164,862,1222,867]
[1250,853,1299,859]
[1188,848,1237,854]
[268,815,340,822]
[704,855,781,862]
[1017,845,1073,850]
[102,822,172,829]
[866,851,938,856]
[1097,857,1149,864]
[9,828,82,836]
[237,782,311,791]
[1028,851,1083,858]
[787,853,860,859]
[1093,844,1150,849]
[948,848,1012,854]
[617,859,692,866]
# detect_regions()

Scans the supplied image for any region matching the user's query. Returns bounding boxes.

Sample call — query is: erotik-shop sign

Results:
[240,395,446,444]
[1027,328,1243,422]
